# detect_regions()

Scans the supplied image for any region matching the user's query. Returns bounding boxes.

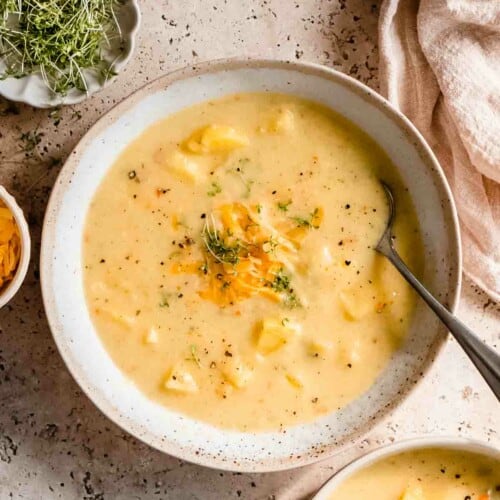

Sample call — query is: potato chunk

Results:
[256,318,301,355]
[400,486,425,500]
[306,339,334,357]
[164,365,198,393]
[144,327,159,344]
[222,356,253,389]
[97,308,136,329]
[184,125,249,154]
[339,337,364,365]
[164,150,201,183]
[339,289,374,321]
[263,107,295,134]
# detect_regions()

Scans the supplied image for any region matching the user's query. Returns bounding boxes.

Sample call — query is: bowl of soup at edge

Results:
[40,59,461,472]
[313,438,500,500]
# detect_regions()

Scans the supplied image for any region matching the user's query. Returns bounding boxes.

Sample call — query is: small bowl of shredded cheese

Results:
[0,186,30,308]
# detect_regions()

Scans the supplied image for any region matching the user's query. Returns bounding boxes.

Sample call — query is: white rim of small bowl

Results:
[0,0,141,108]
[41,58,462,472]
[0,186,31,308]
[313,436,500,499]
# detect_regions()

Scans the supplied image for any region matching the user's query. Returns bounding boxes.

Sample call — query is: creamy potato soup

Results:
[329,448,500,500]
[83,93,423,431]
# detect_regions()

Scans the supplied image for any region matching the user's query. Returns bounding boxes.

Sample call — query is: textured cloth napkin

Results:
[378,0,500,302]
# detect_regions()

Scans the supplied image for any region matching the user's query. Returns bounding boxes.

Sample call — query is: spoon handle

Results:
[383,247,500,401]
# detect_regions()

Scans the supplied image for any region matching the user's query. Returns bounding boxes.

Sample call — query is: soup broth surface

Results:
[329,447,500,500]
[83,93,423,431]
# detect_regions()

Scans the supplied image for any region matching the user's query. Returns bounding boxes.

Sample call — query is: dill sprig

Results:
[0,0,123,96]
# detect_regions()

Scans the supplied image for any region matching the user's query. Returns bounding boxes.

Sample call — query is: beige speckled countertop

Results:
[0,1,498,499]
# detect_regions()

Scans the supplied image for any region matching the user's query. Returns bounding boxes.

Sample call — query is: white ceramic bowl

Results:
[313,437,500,499]
[0,186,31,308]
[40,59,461,472]
[0,0,140,108]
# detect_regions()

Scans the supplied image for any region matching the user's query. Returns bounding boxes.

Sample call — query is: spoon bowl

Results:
[377,181,500,400]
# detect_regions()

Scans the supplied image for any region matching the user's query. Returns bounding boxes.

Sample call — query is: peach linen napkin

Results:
[378,0,500,302]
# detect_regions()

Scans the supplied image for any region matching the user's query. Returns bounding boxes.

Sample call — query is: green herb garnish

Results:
[187,344,202,367]
[207,181,222,197]
[277,200,292,212]
[202,222,246,265]
[269,268,301,308]
[0,0,123,95]
[290,207,321,229]
[159,292,170,308]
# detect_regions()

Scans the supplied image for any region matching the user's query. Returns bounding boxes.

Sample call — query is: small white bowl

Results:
[0,186,31,308]
[313,437,500,499]
[0,0,140,108]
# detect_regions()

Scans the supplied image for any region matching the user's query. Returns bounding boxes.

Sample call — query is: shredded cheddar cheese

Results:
[171,202,323,307]
[0,201,21,290]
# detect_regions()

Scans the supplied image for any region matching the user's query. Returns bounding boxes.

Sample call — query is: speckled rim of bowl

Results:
[0,186,31,309]
[40,58,462,472]
[0,0,141,109]
[313,436,500,499]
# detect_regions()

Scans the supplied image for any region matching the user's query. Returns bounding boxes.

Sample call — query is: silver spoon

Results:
[376,181,500,401]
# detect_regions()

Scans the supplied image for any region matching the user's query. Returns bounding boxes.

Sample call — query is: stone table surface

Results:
[0,1,498,499]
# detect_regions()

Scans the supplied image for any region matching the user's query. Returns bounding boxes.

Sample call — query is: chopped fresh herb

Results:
[284,292,301,308]
[290,207,321,229]
[256,204,262,214]
[207,181,222,197]
[188,344,202,367]
[292,216,311,227]
[159,293,170,308]
[202,222,247,265]
[281,317,290,326]
[271,268,291,293]
[269,268,301,308]
[0,0,123,95]
[277,200,292,212]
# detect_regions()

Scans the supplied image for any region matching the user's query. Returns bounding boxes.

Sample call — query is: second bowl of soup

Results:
[314,438,500,500]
